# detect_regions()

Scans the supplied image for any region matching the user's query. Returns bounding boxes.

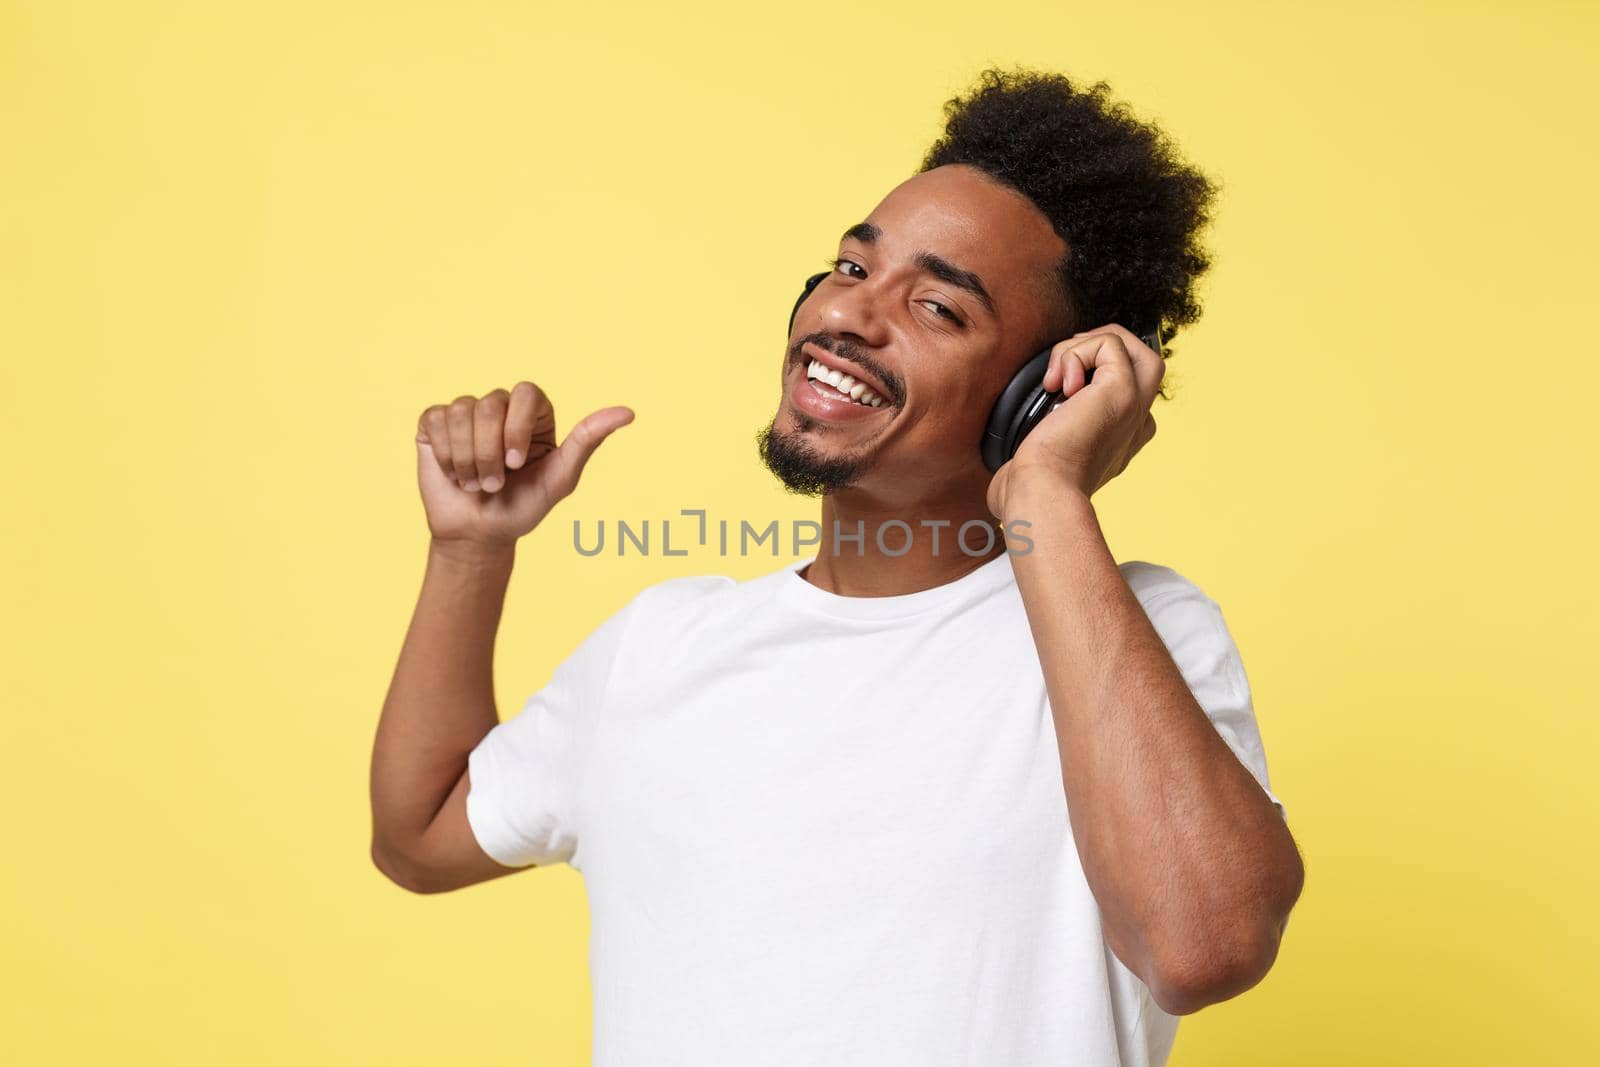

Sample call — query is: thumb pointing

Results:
[546,406,635,497]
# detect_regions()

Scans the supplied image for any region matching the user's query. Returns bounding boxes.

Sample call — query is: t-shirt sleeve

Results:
[465,593,643,869]
[1131,566,1288,822]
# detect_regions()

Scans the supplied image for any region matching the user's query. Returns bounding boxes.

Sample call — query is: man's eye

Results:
[830,257,866,279]
[825,258,963,327]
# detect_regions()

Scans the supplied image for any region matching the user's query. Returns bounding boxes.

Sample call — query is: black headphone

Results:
[789,270,1165,473]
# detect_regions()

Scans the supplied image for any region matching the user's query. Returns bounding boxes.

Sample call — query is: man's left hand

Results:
[986,324,1165,517]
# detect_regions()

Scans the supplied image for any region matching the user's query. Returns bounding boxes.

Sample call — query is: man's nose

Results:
[814,279,891,348]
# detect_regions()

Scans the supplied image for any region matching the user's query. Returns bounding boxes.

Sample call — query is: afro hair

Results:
[920,66,1220,383]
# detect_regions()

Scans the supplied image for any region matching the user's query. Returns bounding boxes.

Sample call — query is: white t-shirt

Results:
[467,553,1285,1067]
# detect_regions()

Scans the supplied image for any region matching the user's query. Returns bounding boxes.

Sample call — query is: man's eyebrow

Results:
[840,221,997,318]
[842,221,881,245]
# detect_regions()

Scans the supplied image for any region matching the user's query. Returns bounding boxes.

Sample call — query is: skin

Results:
[369,162,1304,1018]
[762,164,1076,593]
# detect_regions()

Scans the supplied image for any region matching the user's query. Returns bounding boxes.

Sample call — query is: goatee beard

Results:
[755,417,864,496]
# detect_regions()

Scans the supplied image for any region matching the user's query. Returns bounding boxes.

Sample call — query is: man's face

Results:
[759,163,1070,500]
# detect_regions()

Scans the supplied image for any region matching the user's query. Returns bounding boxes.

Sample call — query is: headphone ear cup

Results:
[981,349,1052,473]
[789,272,830,335]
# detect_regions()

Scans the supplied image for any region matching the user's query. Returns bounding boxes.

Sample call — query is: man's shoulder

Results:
[1117,559,1217,609]
[628,571,733,612]
[598,567,790,661]
[620,565,786,627]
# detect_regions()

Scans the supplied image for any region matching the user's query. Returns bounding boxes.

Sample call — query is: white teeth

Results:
[806,359,886,408]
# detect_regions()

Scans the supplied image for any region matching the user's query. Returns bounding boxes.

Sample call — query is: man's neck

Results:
[801,483,1005,598]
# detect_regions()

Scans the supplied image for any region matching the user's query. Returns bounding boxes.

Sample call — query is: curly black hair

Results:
[920,66,1220,388]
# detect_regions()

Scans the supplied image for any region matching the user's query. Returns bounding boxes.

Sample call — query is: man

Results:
[370,66,1304,1066]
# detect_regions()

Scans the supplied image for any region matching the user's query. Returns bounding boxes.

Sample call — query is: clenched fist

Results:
[415,382,633,548]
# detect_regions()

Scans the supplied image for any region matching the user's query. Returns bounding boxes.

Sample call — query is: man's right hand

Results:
[415,382,634,548]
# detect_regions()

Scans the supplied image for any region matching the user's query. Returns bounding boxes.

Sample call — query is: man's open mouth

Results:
[805,360,889,408]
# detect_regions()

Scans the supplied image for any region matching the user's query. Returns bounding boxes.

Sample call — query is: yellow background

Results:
[4,1,1596,1063]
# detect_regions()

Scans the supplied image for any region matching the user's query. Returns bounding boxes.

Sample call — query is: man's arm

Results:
[369,540,523,894]
[987,324,1302,1016]
[368,382,633,894]
[1007,486,1304,1015]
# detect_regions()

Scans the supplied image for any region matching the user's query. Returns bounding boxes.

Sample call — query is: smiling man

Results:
[371,66,1304,1067]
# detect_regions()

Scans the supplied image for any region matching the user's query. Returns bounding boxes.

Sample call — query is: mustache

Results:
[790,334,906,407]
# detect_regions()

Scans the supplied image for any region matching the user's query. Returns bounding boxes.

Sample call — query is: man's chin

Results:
[755,418,866,496]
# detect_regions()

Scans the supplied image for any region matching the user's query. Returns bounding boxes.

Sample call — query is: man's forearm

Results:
[1005,482,1302,1013]
[369,539,515,857]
